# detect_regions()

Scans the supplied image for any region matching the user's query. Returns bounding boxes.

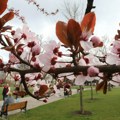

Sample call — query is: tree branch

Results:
[85,0,95,14]
[20,73,39,99]
[50,65,120,75]
[20,73,47,100]
[4,64,120,76]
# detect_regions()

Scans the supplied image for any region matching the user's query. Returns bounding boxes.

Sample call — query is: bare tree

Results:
[61,0,85,21]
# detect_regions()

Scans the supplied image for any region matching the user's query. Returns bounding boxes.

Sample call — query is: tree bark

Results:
[52,65,120,75]
[85,0,95,14]
[90,82,93,100]
[3,64,120,77]
[79,85,84,113]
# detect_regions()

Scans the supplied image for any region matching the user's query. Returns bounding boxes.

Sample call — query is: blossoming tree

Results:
[0,0,120,108]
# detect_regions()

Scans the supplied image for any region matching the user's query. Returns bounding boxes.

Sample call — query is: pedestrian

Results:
[2,84,10,101]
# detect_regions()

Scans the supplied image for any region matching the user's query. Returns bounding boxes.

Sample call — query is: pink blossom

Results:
[20,50,29,60]
[25,73,37,81]
[37,79,46,85]
[90,36,103,47]
[13,25,39,45]
[13,28,22,40]
[29,80,37,86]
[17,47,23,55]
[9,53,20,63]
[66,75,75,80]
[79,58,87,65]
[33,85,39,93]
[75,74,87,85]
[112,74,120,82]
[86,76,95,82]
[39,41,59,72]
[13,25,30,40]
[111,41,120,54]
[32,44,41,56]
[39,53,53,72]
[12,25,42,63]
[43,40,60,54]
[106,53,119,65]
[109,81,119,86]
[80,41,93,51]
[85,54,103,65]
[87,66,99,77]
[111,74,120,86]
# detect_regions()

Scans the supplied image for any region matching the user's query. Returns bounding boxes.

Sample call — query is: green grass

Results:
[72,85,95,89]
[7,87,120,120]
[0,86,4,100]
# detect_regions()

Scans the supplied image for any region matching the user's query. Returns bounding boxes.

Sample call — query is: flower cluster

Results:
[0,0,120,99]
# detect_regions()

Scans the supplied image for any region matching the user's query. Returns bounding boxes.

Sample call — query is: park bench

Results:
[0,101,27,118]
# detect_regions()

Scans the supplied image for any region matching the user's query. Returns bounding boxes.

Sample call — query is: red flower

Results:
[51,57,57,65]
[21,33,27,39]
[31,56,36,62]
[27,41,36,48]
[17,47,23,55]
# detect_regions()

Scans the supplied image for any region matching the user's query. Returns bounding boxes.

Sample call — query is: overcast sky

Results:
[94,0,120,38]
[1,0,120,61]
[7,0,120,39]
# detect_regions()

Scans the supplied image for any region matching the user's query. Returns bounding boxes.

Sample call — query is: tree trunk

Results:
[108,83,111,91]
[79,85,84,114]
[85,0,95,14]
[90,82,93,100]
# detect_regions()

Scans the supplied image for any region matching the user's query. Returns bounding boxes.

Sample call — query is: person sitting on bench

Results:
[0,92,15,115]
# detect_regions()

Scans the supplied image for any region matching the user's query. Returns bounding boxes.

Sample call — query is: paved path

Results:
[0,89,78,116]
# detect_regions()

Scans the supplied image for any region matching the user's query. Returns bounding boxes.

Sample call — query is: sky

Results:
[94,0,120,38]
[7,0,120,39]
[1,0,120,62]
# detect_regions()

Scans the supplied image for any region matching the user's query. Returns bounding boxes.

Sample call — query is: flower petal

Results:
[75,75,86,85]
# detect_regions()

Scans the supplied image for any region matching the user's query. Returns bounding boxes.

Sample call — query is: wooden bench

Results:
[0,101,27,117]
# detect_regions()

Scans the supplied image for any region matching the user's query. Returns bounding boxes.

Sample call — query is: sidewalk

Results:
[0,89,78,115]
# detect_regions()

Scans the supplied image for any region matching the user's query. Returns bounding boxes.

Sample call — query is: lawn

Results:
[0,86,4,100]
[8,87,120,120]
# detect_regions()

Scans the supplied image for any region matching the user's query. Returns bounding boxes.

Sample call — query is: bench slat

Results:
[1,101,27,117]
[6,101,27,111]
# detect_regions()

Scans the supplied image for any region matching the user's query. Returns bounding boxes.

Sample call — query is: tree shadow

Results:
[72,110,92,116]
